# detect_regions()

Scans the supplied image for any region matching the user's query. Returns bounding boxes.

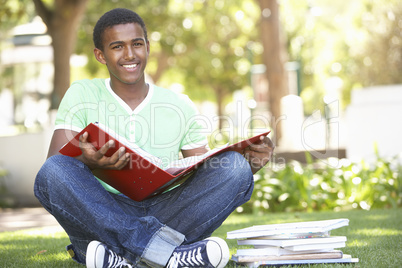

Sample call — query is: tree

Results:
[280,0,402,112]
[0,0,33,93]
[348,0,402,87]
[0,0,30,34]
[32,0,88,109]
[257,0,288,143]
[174,0,260,132]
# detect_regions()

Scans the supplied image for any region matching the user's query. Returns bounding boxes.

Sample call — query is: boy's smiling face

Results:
[94,22,150,88]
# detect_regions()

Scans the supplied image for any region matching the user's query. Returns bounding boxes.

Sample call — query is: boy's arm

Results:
[181,146,208,158]
[47,129,77,158]
[47,129,130,170]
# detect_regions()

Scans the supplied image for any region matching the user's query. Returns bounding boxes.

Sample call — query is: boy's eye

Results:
[113,45,122,49]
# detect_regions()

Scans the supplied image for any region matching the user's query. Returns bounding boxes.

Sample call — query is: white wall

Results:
[345,85,402,162]
[279,95,345,155]
[0,128,52,206]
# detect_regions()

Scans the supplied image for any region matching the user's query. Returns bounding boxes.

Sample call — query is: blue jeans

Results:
[34,151,254,267]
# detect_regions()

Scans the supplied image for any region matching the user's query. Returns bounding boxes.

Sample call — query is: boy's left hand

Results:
[244,135,275,174]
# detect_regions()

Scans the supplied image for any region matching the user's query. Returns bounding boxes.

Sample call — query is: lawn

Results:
[0,208,401,267]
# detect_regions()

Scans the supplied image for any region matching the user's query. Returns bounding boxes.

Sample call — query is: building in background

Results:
[0,16,53,136]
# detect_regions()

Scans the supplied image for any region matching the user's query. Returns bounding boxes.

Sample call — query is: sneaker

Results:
[86,240,133,268]
[166,237,230,268]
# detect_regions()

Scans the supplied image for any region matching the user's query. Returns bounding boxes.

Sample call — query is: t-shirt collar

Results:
[104,78,154,114]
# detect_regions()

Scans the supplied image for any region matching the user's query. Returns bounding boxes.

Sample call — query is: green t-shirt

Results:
[55,78,207,194]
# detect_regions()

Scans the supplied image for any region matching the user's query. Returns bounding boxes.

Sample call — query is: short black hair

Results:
[93,8,148,50]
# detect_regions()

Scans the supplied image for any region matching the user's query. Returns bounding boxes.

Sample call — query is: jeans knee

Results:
[35,155,92,210]
[35,155,64,187]
[34,156,60,209]
[215,151,254,192]
[35,155,87,196]
[223,151,253,179]
[217,151,254,204]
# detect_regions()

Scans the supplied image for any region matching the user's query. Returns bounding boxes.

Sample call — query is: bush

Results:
[239,151,402,214]
[0,167,11,208]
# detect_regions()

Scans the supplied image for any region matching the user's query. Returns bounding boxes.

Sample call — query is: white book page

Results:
[227,219,349,239]
[96,122,229,174]
[238,236,347,247]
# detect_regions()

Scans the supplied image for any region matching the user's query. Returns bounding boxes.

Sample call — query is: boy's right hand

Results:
[78,131,130,170]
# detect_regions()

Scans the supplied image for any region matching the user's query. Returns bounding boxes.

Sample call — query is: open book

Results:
[59,123,270,201]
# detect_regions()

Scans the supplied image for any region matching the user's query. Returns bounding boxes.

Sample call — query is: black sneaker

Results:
[86,240,133,268]
[166,237,229,268]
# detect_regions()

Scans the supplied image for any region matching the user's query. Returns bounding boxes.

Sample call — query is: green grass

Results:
[1,208,401,267]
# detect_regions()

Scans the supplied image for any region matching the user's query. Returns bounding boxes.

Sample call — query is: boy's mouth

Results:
[123,63,138,69]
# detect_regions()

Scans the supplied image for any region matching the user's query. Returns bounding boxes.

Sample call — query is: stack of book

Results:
[227,218,358,267]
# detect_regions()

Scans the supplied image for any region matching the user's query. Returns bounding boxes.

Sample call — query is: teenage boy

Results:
[34,8,274,268]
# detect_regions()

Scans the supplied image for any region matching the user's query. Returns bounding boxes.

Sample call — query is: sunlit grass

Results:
[353,228,402,236]
[0,226,80,268]
[0,208,401,267]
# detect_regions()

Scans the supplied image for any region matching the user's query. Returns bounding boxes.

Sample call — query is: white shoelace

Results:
[107,249,133,268]
[167,247,205,268]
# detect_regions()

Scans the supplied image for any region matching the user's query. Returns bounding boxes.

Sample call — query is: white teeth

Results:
[123,64,137,68]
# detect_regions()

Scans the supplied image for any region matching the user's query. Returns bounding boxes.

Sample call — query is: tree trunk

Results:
[33,0,88,109]
[148,52,169,83]
[257,0,288,144]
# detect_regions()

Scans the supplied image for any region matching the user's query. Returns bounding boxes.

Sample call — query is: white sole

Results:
[206,237,230,268]
[86,240,105,268]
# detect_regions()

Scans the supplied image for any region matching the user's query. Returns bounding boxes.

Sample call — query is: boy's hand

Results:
[78,132,130,170]
[244,135,275,174]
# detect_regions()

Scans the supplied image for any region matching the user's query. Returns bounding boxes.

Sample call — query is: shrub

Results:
[239,152,402,214]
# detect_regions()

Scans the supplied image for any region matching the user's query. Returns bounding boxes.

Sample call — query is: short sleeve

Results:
[179,95,208,150]
[54,82,90,132]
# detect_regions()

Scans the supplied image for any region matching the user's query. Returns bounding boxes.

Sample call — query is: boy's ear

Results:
[94,48,106,64]
[146,40,150,55]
